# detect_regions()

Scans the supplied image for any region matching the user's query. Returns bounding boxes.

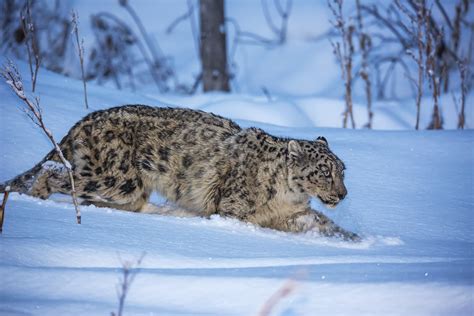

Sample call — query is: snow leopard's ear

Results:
[316,136,328,146]
[288,140,303,161]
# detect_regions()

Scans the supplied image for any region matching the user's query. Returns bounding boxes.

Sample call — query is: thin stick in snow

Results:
[0,190,10,233]
[258,269,307,316]
[112,253,146,316]
[71,10,89,109]
[1,61,81,224]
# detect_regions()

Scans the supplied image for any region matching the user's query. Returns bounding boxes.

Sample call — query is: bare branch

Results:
[71,10,89,109]
[0,190,9,233]
[456,58,469,129]
[165,0,200,63]
[1,61,81,224]
[20,0,41,92]
[356,0,373,128]
[396,0,427,130]
[424,6,443,130]
[112,252,146,316]
[119,0,175,92]
[434,0,453,31]
[165,1,195,34]
[328,0,356,129]
[261,0,292,44]
[360,3,410,49]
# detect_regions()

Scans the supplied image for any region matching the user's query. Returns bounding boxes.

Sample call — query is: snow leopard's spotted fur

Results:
[1,105,358,240]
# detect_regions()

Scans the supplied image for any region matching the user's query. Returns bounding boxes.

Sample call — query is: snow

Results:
[1,1,473,315]
[41,161,67,172]
[0,60,472,315]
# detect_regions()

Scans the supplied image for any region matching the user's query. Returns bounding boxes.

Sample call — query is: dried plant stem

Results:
[0,191,10,233]
[72,11,89,109]
[415,0,427,130]
[261,0,293,44]
[424,6,443,130]
[396,0,425,130]
[329,0,356,129]
[111,253,145,316]
[119,0,171,92]
[456,58,468,129]
[165,0,195,35]
[344,26,356,130]
[1,61,81,224]
[258,278,298,316]
[20,0,40,93]
[356,0,373,128]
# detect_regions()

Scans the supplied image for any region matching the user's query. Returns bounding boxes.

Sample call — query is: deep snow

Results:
[0,61,473,315]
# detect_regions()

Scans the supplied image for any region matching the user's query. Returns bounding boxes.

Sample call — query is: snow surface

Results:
[0,60,473,316]
[1,1,473,315]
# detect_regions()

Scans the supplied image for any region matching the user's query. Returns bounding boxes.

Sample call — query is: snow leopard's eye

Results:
[320,166,330,177]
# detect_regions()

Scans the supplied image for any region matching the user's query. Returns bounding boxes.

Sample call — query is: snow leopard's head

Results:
[287,137,347,208]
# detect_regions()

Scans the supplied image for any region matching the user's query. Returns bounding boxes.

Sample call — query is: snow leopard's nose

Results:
[338,186,347,200]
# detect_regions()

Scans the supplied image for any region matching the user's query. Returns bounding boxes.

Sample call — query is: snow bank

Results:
[0,61,473,315]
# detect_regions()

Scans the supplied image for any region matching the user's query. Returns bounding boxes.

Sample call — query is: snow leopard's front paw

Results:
[333,226,361,242]
[314,213,361,242]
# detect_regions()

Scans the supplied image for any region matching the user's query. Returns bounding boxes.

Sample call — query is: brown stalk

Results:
[425,7,443,129]
[258,278,298,316]
[20,0,40,93]
[1,61,81,224]
[72,11,89,109]
[111,253,145,316]
[456,58,468,129]
[356,0,373,128]
[328,0,356,129]
[0,191,9,233]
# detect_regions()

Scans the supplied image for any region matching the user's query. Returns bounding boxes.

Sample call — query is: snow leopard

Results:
[0,105,359,240]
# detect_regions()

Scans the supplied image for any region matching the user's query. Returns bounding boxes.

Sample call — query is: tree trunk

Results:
[199,0,230,92]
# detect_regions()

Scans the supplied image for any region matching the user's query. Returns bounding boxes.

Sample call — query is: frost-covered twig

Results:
[1,61,81,224]
[111,253,146,316]
[71,11,89,109]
